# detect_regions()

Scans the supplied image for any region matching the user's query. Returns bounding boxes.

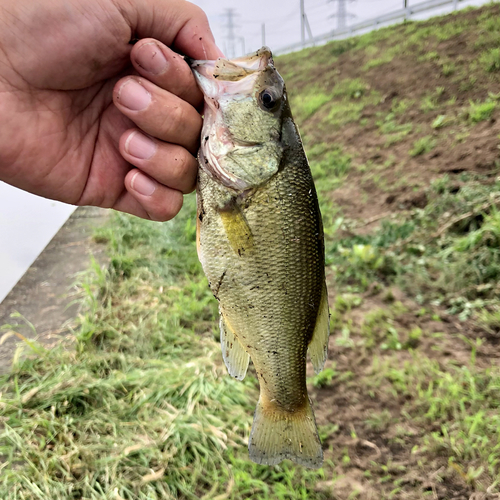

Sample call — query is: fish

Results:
[190,47,329,469]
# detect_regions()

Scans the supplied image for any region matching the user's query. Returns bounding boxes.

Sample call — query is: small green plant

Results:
[480,47,500,72]
[460,76,477,92]
[468,99,496,122]
[292,91,332,120]
[441,62,456,76]
[477,307,500,333]
[313,367,337,388]
[381,326,402,350]
[331,78,368,99]
[340,244,384,270]
[365,409,392,431]
[431,115,445,129]
[409,136,436,156]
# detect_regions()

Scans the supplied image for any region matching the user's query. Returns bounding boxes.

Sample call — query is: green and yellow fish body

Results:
[191,48,329,469]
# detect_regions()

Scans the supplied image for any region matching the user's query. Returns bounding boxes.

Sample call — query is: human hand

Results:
[0,0,221,221]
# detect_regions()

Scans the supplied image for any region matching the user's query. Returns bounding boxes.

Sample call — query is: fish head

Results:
[191,47,285,192]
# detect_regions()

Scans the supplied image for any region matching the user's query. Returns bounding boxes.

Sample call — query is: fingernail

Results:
[131,171,157,196]
[135,42,168,75]
[118,80,151,111]
[125,131,157,160]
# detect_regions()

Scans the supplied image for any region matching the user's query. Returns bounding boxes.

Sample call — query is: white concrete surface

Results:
[0,182,75,304]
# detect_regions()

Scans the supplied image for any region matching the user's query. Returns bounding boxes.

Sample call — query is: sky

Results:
[191,0,490,56]
[0,0,493,304]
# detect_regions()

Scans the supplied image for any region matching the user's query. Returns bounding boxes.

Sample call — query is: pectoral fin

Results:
[308,283,330,375]
[220,313,250,380]
[219,204,253,256]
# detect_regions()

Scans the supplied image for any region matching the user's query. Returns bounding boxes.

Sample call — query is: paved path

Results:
[0,206,109,373]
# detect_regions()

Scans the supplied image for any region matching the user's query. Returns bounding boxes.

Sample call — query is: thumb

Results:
[120,0,223,60]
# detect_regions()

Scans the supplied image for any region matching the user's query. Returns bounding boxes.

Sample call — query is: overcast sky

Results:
[192,0,491,56]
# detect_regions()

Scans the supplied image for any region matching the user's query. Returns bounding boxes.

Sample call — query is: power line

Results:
[221,8,245,58]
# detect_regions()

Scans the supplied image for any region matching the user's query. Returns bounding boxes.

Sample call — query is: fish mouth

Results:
[190,47,274,192]
[190,47,273,96]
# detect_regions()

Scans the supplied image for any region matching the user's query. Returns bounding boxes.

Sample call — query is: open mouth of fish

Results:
[189,49,275,191]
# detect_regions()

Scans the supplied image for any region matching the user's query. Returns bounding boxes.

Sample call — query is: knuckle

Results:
[150,191,183,221]
[190,3,209,23]
[159,103,185,139]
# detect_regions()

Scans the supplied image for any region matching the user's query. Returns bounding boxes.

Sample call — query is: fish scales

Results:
[191,47,329,469]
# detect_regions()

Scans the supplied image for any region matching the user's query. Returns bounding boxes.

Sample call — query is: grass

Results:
[0,201,332,499]
[409,135,436,156]
[377,113,414,146]
[480,47,500,72]
[291,90,332,121]
[468,99,497,122]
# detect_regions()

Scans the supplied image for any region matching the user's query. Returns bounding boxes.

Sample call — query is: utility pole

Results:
[262,23,266,47]
[338,0,347,30]
[300,0,305,46]
[222,8,238,58]
[300,0,314,47]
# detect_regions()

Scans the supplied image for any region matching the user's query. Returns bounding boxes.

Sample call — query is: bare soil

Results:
[276,4,500,498]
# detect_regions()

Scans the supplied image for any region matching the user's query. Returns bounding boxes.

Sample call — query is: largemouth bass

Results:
[190,47,329,469]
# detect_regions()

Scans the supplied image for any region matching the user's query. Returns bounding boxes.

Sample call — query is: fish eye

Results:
[259,89,280,111]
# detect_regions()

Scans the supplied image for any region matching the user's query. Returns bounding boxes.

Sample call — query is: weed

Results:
[460,75,477,92]
[480,47,500,72]
[431,114,452,129]
[327,100,366,127]
[468,99,496,122]
[391,99,413,115]
[313,367,337,388]
[331,78,368,99]
[365,410,392,431]
[309,146,351,192]
[442,62,456,77]
[409,136,436,156]
[377,113,413,146]
[292,91,332,120]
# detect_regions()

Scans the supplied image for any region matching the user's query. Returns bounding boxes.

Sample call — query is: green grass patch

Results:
[0,200,332,499]
[368,352,500,482]
[377,113,414,146]
[468,99,497,122]
[409,135,436,156]
[291,91,332,121]
[331,78,369,99]
[480,47,500,72]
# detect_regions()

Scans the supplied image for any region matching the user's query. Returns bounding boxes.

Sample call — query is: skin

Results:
[0,0,223,221]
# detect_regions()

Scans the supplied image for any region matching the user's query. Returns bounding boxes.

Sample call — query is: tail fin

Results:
[248,396,323,469]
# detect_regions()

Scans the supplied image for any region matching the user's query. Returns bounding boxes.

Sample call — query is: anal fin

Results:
[308,283,330,375]
[220,313,250,380]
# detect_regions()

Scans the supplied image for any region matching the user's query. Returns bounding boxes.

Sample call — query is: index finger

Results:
[121,0,223,60]
[131,39,203,108]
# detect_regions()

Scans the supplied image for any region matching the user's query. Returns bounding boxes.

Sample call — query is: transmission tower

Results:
[328,0,356,31]
[222,8,244,58]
